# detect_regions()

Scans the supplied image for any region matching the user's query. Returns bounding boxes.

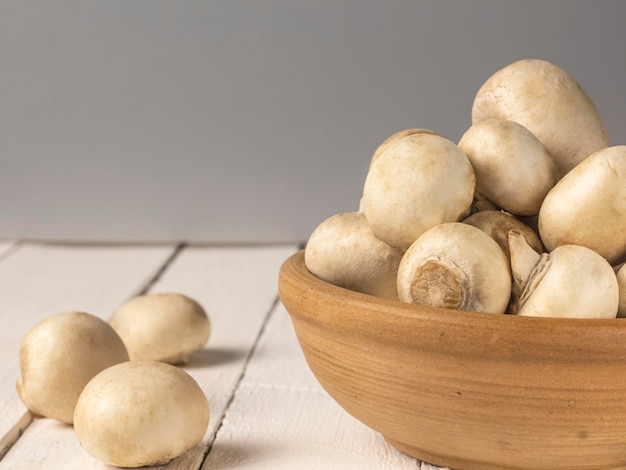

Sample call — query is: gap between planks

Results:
[199,295,282,468]
[134,242,187,296]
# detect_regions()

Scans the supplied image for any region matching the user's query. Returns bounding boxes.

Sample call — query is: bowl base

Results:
[384,436,520,470]
[385,437,626,470]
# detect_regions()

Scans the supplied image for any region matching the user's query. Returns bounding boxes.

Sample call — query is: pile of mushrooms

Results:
[305,58,624,319]
[16,292,211,467]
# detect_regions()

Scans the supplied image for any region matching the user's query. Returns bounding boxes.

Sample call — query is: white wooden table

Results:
[0,241,447,470]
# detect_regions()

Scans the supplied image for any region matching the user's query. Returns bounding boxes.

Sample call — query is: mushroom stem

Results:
[508,231,541,288]
[398,222,511,314]
[508,231,551,314]
[409,258,466,310]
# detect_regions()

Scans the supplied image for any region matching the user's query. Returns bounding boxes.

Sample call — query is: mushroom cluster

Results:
[16,292,211,467]
[305,58,623,319]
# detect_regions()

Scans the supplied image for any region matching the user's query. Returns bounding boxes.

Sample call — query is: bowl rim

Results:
[279,250,626,355]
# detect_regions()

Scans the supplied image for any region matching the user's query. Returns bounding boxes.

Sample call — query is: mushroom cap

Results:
[472,59,609,177]
[397,222,511,314]
[538,145,626,265]
[73,361,209,467]
[110,293,210,364]
[515,244,618,319]
[370,128,444,166]
[17,311,129,424]
[361,133,475,250]
[458,119,559,216]
[304,212,404,299]
[462,210,543,263]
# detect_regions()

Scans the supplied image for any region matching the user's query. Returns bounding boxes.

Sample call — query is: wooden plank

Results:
[202,300,427,470]
[0,245,297,469]
[150,245,298,470]
[0,243,176,463]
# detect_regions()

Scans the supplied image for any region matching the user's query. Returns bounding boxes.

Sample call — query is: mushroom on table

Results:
[17,311,129,424]
[110,292,211,364]
[73,361,210,468]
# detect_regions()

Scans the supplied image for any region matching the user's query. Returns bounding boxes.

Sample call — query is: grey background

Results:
[1,0,625,244]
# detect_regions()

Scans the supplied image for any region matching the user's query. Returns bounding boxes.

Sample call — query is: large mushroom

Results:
[458,119,559,216]
[74,361,209,467]
[361,133,475,250]
[397,222,511,314]
[472,58,609,177]
[304,212,404,299]
[17,311,129,424]
[538,145,626,265]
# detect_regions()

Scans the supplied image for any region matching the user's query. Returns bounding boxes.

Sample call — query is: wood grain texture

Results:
[0,243,176,463]
[203,300,423,470]
[0,245,297,469]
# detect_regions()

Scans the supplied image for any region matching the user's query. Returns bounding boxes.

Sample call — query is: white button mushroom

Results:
[462,210,543,264]
[538,146,626,265]
[508,231,618,318]
[73,361,210,468]
[361,133,475,250]
[458,119,559,216]
[304,211,404,299]
[110,292,210,364]
[472,59,610,177]
[17,311,129,424]
[397,222,511,314]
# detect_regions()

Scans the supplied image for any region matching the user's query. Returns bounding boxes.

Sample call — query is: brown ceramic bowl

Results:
[278,250,626,470]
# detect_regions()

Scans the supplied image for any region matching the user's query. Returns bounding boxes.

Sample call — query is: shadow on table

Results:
[184,347,248,369]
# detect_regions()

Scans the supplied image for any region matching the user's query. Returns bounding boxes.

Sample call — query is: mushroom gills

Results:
[508,231,550,314]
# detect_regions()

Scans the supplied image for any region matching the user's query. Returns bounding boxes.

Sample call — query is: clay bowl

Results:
[278,250,626,470]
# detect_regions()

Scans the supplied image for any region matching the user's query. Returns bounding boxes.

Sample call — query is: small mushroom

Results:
[305,212,404,299]
[458,119,559,216]
[397,222,511,314]
[538,146,626,265]
[17,311,129,424]
[73,361,209,468]
[508,231,618,318]
[370,128,443,166]
[462,210,543,263]
[110,293,210,364]
[472,59,609,177]
[361,133,475,250]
